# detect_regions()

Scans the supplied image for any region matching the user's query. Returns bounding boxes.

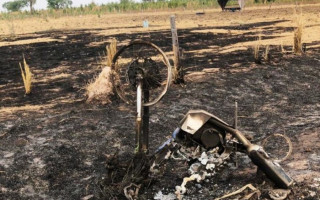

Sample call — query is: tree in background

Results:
[47,0,72,9]
[2,0,36,13]
[120,0,131,4]
[2,0,28,12]
[27,0,36,13]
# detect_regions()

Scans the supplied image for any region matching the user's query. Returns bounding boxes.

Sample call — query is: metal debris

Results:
[150,139,232,199]
[81,194,94,200]
[154,191,176,200]
[176,110,293,188]
[0,131,7,138]
[175,174,206,200]
[268,189,291,200]
[111,41,172,153]
[124,183,141,200]
[174,147,231,200]
[215,184,261,200]
[149,109,295,199]
[262,133,293,163]
[4,152,15,158]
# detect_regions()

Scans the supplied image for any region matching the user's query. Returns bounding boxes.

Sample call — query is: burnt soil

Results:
[1,7,320,200]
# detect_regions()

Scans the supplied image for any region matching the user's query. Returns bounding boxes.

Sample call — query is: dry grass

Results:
[8,22,16,39]
[263,45,270,61]
[172,64,179,82]
[171,47,184,83]
[85,40,117,104]
[19,57,32,95]
[86,67,114,104]
[254,34,261,63]
[293,8,304,54]
[106,39,117,67]
[280,41,286,53]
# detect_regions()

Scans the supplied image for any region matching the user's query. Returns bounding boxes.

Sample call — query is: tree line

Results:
[2,0,72,12]
[2,0,281,15]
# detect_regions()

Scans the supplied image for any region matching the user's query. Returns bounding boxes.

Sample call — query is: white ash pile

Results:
[174,147,231,200]
[150,142,234,200]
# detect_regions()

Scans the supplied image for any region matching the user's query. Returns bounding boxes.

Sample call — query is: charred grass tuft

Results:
[19,56,33,95]
[254,34,262,64]
[293,7,304,54]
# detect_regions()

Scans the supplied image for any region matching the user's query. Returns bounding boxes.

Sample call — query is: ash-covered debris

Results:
[173,147,231,199]
[96,138,235,200]
[147,109,296,199]
[96,107,298,200]
[97,153,151,200]
[149,135,237,200]
[154,191,176,200]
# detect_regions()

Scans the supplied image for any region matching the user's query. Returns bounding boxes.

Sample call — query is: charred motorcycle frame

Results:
[111,41,293,189]
[174,110,293,188]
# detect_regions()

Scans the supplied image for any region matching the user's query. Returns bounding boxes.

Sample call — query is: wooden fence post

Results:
[170,15,184,83]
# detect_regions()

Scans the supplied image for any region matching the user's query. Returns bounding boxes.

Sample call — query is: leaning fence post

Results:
[170,15,184,83]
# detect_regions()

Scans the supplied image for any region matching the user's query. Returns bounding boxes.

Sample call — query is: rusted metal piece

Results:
[111,40,172,107]
[124,183,141,200]
[268,189,291,200]
[215,184,260,200]
[261,133,293,163]
[142,90,150,153]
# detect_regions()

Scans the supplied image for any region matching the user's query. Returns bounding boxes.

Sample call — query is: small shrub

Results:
[19,57,32,95]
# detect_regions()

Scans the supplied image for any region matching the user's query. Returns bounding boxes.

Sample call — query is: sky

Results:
[0,0,120,12]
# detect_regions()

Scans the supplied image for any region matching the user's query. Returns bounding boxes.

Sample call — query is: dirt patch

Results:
[1,4,320,200]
